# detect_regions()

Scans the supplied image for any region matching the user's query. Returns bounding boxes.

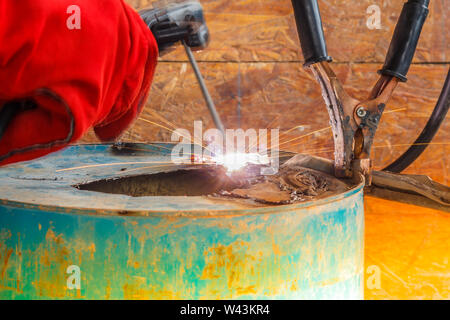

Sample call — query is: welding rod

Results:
[183,42,225,134]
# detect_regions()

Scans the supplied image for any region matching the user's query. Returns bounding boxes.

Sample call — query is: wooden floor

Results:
[364,196,449,300]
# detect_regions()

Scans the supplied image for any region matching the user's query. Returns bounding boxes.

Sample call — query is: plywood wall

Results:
[81,0,449,184]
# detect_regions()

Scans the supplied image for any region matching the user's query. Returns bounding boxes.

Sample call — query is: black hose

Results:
[383,67,450,173]
[379,0,430,82]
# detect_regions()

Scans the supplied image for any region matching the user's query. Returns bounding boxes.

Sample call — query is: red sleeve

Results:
[0,0,158,166]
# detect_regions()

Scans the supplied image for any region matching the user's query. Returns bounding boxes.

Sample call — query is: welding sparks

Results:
[212,152,270,174]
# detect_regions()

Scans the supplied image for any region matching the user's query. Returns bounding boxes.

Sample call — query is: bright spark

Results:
[212,152,270,174]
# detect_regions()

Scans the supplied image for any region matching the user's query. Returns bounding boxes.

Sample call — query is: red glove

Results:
[0,0,158,166]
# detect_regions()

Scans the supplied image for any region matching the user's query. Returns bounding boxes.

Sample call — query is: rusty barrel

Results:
[0,143,364,299]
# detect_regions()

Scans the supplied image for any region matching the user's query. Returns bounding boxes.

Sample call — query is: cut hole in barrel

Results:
[74,167,245,197]
[74,157,351,204]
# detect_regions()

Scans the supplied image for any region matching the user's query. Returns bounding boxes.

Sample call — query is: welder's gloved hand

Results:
[0,0,159,166]
[140,1,210,56]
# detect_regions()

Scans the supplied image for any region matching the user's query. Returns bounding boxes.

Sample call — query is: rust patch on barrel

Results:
[201,241,259,296]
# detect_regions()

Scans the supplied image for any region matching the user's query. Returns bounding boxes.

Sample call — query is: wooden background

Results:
[82,0,449,184]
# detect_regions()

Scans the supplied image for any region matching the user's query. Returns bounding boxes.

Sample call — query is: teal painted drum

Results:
[0,144,364,299]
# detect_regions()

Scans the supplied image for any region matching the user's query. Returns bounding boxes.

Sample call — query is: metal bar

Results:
[183,42,225,134]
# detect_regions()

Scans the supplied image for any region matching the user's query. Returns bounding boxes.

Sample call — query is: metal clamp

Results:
[291,0,429,183]
[309,62,398,182]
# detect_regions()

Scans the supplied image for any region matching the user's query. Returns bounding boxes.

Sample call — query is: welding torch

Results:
[140,1,224,133]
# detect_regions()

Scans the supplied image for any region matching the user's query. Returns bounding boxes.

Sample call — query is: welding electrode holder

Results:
[291,0,332,67]
[140,1,210,56]
[379,0,430,82]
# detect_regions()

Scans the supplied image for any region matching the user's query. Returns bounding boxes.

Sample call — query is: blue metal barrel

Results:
[0,144,364,299]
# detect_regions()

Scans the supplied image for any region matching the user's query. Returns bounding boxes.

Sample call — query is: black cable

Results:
[383,67,450,173]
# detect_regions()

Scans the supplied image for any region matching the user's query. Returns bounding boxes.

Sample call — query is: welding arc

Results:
[384,68,450,173]
[183,41,225,134]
